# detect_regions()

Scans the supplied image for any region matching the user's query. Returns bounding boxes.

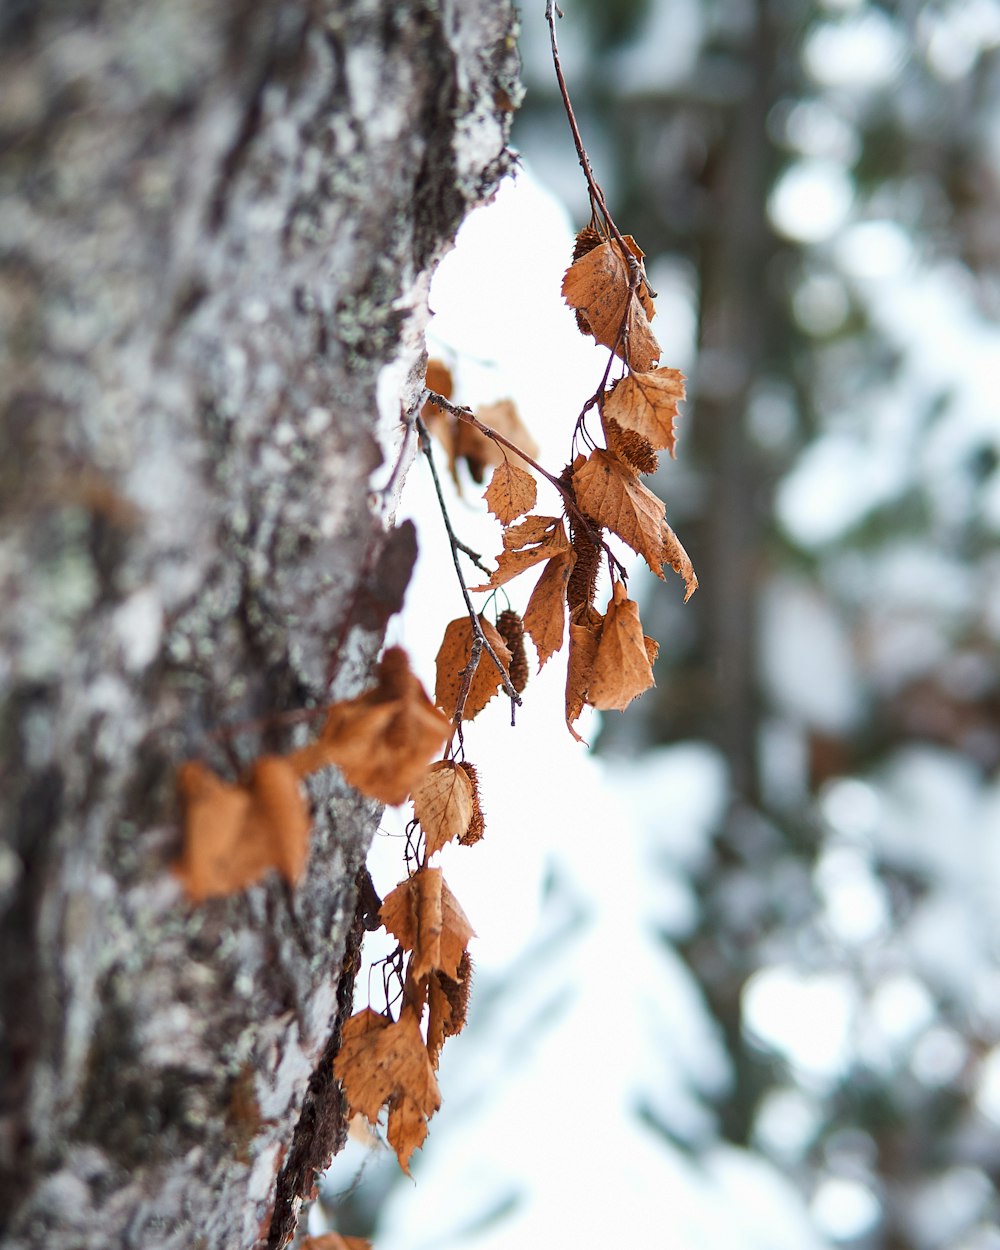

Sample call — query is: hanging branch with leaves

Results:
[170,2,697,1192]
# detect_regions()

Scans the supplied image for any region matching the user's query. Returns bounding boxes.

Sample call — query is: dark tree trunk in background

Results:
[0,3,517,1246]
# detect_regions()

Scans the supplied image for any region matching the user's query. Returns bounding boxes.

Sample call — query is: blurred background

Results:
[320,0,1000,1246]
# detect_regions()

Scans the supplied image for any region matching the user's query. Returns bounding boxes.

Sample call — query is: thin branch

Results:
[416,417,521,729]
[424,389,628,582]
[545,0,656,303]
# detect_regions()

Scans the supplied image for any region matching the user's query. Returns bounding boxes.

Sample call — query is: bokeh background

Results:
[320,1,1000,1246]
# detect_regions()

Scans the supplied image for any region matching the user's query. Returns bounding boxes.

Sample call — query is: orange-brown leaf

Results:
[412,761,474,857]
[434,615,512,718]
[603,367,686,457]
[173,762,254,902]
[174,757,311,902]
[523,549,575,669]
[380,867,475,981]
[502,514,564,551]
[421,360,457,474]
[453,399,539,486]
[425,358,453,401]
[475,399,540,463]
[319,647,451,805]
[471,519,570,592]
[333,1006,440,1174]
[565,615,603,742]
[561,240,660,372]
[483,459,537,524]
[587,580,656,712]
[427,952,473,1069]
[662,520,698,601]
[244,755,311,884]
[301,1235,372,1250]
[387,1090,433,1175]
[572,449,666,579]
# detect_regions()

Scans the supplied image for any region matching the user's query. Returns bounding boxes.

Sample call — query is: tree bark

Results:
[0,2,518,1246]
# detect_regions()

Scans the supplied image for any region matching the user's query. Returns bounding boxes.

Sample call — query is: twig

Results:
[545,0,655,304]
[416,417,522,732]
[424,390,629,582]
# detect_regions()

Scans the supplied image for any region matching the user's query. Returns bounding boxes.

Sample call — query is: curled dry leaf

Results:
[470,516,569,592]
[427,950,473,1069]
[434,615,512,720]
[603,366,686,457]
[300,1235,372,1250]
[523,548,575,669]
[453,399,539,486]
[412,760,475,857]
[662,520,699,602]
[483,458,537,525]
[380,866,475,981]
[245,755,312,884]
[316,647,451,805]
[174,756,310,903]
[561,239,660,372]
[587,580,656,712]
[565,614,603,742]
[333,1006,440,1174]
[503,514,564,550]
[572,448,666,579]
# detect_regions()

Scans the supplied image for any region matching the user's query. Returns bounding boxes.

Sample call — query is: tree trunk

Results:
[0,3,518,1246]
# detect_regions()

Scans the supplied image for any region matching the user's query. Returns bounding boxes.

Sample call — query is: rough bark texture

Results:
[0,2,518,1246]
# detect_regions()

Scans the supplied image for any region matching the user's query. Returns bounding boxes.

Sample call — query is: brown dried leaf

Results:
[572,448,666,579]
[523,549,575,669]
[454,399,539,485]
[587,580,656,712]
[244,755,311,885]
[174,757,311,902]
[412,761,474,857]
[173,762,253,902]
[662,520,699,601]
[483,458,537,524]
[434,615,512,719]
[470,519,570,592]
[561,240,660,372]
[333,1006,440,1174]
[565,614,603,742]
[603,367,686,457]
[424,358,453,402]
[427,951,473,1069]
[502,514,564,551]
[380,867,475,981]
[301,1235,372,1250]
[421,360,456,473]
[475,399,540,462]
[353,519,418,632]
[318,647,451,805]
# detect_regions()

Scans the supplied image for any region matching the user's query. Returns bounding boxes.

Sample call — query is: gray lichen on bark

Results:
[0,1,519,1246]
